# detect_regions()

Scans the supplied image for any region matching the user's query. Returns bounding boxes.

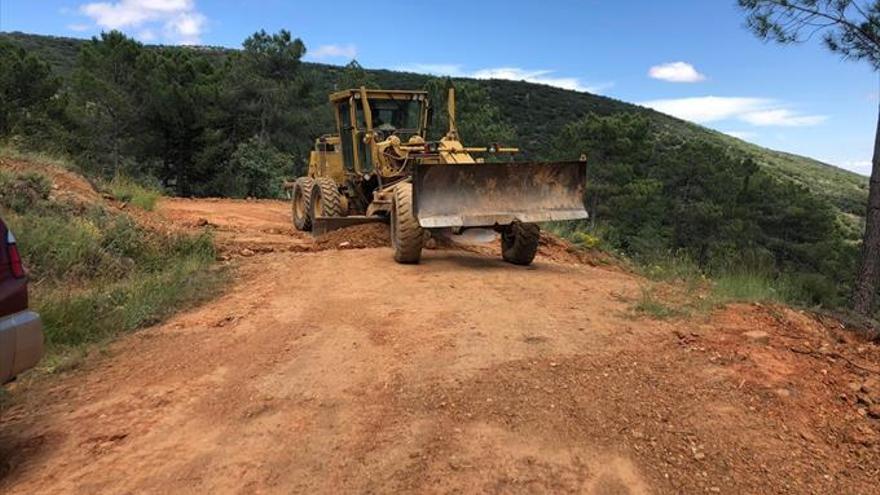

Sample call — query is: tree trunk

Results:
[853,104,880,315]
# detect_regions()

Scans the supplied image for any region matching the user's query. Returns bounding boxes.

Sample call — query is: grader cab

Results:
[288,86,587,265]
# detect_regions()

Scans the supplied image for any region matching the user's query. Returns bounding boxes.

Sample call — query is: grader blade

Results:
[413,161,588,228]
[311,215,386,236]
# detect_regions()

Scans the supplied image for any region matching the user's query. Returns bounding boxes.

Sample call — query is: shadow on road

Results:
[417,249,571,274]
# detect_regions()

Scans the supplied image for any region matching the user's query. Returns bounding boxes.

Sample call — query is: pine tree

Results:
[738,0,880,314]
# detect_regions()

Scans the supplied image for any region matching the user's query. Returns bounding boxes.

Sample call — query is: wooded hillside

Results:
[0,30,871,311]
[0,31,867,214]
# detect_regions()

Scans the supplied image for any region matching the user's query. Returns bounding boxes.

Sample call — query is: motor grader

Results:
[288,86,587,265]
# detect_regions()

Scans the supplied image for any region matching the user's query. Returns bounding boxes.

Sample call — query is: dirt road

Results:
[2,198,880,494]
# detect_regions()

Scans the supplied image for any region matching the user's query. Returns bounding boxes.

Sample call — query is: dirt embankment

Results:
[0,187,879,493]
[0,157,102,205]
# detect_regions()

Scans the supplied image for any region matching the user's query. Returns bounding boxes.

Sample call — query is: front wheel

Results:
[310,177,345,219]
[391,183,424,264]
[501,221,540,265]
[292,177,314,231]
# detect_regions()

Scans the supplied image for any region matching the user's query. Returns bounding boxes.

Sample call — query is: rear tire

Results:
[391,183,424,264]
[310,177,345,219]
[292,177,314,231]
[501,221,540,265]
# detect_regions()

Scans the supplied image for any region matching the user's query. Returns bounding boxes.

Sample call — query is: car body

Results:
[0,217,43,383]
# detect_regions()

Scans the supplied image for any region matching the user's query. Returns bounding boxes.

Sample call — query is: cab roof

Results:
[328,89,429,103]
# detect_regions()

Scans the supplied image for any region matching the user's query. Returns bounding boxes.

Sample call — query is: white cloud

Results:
[67,23,91,32]
[138,29,156,41]
[308,44,358,60]
[471,67,597,92]
[399,63,466,76]
[839,160,872,175]
[649,61,706,83]
[396,63,611,93]
[723,130,757,140]
[163,11,205,44]
[77,0,206,44]
[639,96,826,128]
[739,109,827,127]
[813,158,872,175]
[640,96,768,123]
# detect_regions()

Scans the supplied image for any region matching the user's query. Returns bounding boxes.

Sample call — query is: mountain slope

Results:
[0,31,868,218]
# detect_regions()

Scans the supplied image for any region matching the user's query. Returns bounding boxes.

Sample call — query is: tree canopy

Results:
[739,0,880,68]
[0,41,64,148]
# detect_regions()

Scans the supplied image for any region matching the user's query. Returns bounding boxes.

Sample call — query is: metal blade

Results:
[312,215,386,236]
[413,161,588,228]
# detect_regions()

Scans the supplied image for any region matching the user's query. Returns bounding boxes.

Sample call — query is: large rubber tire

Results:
[501,221,540,266]
[310,177,345,218]
[391,183,424,264]
[292,177,314,231]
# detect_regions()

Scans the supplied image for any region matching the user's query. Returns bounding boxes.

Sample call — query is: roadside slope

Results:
[0,198,879,493]
[0,156,223,363]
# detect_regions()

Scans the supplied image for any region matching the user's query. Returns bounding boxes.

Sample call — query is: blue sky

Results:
[1,0,877,175]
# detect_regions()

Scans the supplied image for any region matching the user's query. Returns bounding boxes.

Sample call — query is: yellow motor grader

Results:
[288,86,587,265]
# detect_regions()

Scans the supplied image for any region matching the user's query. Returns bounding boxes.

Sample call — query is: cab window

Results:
[338,102,355,171]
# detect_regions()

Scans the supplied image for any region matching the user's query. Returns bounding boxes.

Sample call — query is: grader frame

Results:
[287,86,587,265]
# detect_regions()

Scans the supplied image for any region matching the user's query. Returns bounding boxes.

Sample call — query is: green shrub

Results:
[217,137,292,198]
[37,246,223,348]
[9,213,106,280]
[784,272,840,307]
[710,268,840,308]
[544,221,614,252]
[106,174,161,210]
[0,170,52,213]
[29,212,221,349]
[633,287,684,319]
[712,270,792,304]
[0,170,225,359]
[572,231,601,249]
[637,250,703,284]
[100,215,157,263]
[0,143,72,170]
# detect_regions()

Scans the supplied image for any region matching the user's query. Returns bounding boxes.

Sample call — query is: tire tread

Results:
[312,177,344,218]
[501,221,540,265]
[292,177,314,231]
[392,183,423,263]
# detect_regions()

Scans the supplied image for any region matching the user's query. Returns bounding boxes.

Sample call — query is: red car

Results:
[0,217,43,383]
